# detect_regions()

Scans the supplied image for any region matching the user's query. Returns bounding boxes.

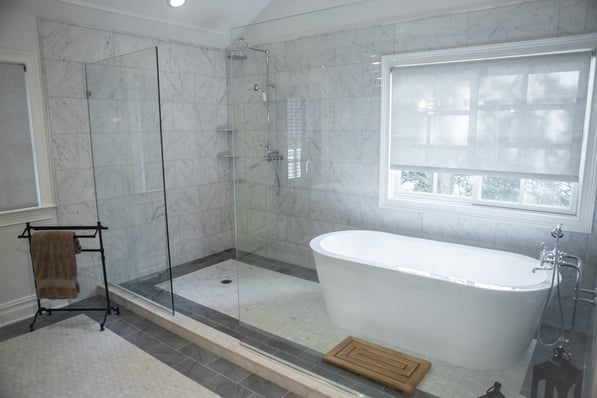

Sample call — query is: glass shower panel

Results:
[86,47,174,313]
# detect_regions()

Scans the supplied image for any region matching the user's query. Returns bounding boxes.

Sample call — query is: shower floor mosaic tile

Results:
[156,258,532,398]
[0,315,218,398]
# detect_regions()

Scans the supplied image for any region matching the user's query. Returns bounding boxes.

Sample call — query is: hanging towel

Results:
[30,231,82,299]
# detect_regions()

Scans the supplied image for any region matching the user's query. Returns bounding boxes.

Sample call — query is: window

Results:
[0,49,55,226]
[379,35,597,233]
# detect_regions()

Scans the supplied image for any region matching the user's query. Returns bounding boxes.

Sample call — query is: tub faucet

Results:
[533,242,555,273]
[532,224,564,273]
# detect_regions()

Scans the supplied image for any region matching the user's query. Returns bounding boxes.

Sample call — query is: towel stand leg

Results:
[29,299,42,331]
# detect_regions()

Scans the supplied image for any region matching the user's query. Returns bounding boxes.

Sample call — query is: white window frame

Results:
[0,49,56,227]
[379,34,597,233]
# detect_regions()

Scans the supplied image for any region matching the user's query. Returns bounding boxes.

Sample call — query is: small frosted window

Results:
[0,62,38,211]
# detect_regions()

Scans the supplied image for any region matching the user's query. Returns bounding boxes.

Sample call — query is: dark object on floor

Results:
[323,335,431,394]
[478,382,506,398]
[530,347,582,398]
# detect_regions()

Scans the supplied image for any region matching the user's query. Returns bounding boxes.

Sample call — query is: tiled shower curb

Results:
[106,286,360,398]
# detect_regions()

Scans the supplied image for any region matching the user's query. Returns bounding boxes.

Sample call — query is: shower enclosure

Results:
[226,11,597,397]
[85,47,174,313]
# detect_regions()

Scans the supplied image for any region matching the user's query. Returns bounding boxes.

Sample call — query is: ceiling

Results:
[1,0,535,48]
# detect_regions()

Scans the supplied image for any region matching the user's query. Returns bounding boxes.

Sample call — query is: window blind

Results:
[389,50,594,182]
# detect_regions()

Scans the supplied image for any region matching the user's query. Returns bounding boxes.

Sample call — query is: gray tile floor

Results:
[120,250,594,398]
[0,297,297,398]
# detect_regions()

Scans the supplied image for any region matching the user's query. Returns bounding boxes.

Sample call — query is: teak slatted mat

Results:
[323,336,431,395]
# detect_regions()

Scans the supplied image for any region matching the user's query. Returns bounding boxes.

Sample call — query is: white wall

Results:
[0,11,62,326]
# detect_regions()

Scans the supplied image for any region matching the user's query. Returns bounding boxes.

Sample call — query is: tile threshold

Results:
[107,285,361,398]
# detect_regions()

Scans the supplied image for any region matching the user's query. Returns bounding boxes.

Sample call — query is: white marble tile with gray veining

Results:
[58,201,98,226]
[422,213,497,249]
[197,130,229,158]
[195,76,227,104]
[198,182,231,210]
[266,187,310,218]
[162,131,198,161]
[160,71,194,102]
[395,13,468,53]
[175,158,220,188]
[309,190,361,226]
[466,1,559,46]
[44,59,85,98]
[333,97,379,131]
[87,99,129,133]
[113,33,159,58]
[284,34,335,71]
[90,133,132,167]
[166,43,216,76]
[331,162,378,197]
[558,0,597,35]
[41,20,114,62]
[52,134,92,171]
[48,98,90,134]
[322,129,362,162]
[166,187,201,216]
[55,168,95,206]
[334,24,395,65]
[93,165,129,200]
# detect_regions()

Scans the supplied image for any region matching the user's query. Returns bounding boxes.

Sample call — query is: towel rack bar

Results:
[18,221,119,331]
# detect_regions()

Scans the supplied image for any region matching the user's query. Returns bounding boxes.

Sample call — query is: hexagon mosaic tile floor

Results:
[0,315,219,398]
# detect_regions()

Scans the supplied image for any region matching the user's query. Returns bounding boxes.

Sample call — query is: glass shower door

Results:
[86,47,174,313]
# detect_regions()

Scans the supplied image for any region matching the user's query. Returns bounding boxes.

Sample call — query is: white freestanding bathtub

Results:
[310,230,554,370]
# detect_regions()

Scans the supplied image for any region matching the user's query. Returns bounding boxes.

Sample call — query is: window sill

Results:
[379,196,593,234]
[0,205,57,228]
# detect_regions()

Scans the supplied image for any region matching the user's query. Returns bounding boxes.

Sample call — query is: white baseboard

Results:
[0,295,69,327]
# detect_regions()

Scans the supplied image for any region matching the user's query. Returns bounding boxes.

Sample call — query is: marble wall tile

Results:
[198,182,231,211]
[322,129,362,162]
[165,43,217,76]
[160,71,195,102]
[166,187,201,217]
[235,182,267,210]
[40,21,114,62]
[309,191,362,225]
[422,213,497,249]
[113,33,160,57]
[558,0,597,35]
[332,97,379,130]
[195,76,227,104]
[55,168,95,206]
[52,134,92,171]
[284,34,335,71]
[175,158,220,188]
[44,60,85,98]
[265,187,310,218]
[58,201,98,226]
[162,131,198,161]
[334,25,395,65]
[48,98,90,134]
[466,0,559,46]
[395,13,468,53]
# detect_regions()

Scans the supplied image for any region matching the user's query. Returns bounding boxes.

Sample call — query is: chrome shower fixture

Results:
[227,38,269,60]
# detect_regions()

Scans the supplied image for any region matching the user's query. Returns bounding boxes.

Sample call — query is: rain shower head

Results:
[227,49,247,60]
[227,37,250,60]
[227,37,269,60]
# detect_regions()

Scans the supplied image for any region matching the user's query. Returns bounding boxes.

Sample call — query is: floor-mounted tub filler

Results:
[310,230,553,370]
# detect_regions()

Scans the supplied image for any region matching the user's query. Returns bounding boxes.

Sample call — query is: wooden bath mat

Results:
[323,336,431,394]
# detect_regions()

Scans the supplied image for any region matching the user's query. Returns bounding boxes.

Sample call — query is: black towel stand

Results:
[18,221,120,331]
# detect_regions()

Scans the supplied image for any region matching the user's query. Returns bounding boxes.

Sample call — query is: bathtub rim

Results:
[310,230,556,292]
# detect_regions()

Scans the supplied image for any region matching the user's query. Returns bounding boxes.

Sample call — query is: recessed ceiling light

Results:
[168,0,186,7]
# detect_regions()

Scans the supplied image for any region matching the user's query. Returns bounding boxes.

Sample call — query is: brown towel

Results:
[30,231,82,299]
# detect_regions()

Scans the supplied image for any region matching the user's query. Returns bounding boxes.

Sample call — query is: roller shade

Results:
[389,50,594,182]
